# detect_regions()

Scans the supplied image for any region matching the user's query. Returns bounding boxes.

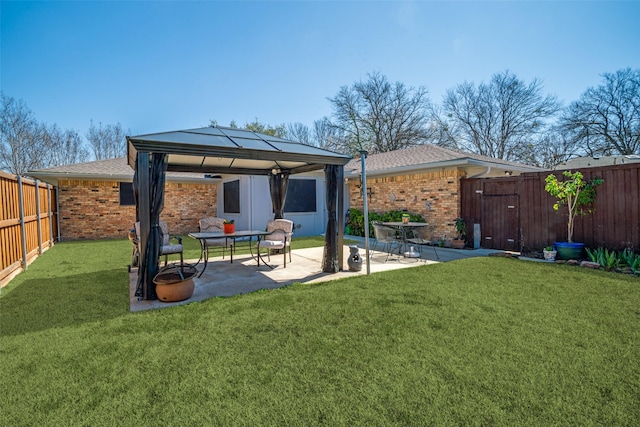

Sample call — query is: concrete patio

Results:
[129,240,500,312]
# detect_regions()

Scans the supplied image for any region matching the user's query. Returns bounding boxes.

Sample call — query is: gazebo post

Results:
[136,152,152,299]
[337,165,344,271]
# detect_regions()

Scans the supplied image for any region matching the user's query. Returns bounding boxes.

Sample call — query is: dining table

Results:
[381,221,429,258]
[188,230,272,277]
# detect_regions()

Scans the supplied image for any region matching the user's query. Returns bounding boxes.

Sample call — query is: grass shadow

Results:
[0,268,129,337]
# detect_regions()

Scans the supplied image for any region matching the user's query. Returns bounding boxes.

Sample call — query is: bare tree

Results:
[0,93,49,175]
[313,117,346,151]
[328,72,432,155]
[561,68,640,156]
[439,70,561,164]
[531,127,582,169]
[43,124,90,167]
[427,104,459,150]
[86,120,127,160]
[285,122,312,145]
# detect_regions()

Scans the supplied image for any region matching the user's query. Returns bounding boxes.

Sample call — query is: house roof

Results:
[554,155,640,170]
[28,157,211,186]
[127,126,351,175]
[344,144,543,177]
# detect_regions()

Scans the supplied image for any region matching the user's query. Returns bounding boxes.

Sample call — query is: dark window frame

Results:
[119,182,135,206]
[223,179,241,214]
[284,179,317,213]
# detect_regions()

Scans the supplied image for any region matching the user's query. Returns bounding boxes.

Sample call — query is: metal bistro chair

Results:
[372,221,402,262]
[198,217,233,259]
[134,220,184,267]
[406,224,440,261]
[258,219,294,267]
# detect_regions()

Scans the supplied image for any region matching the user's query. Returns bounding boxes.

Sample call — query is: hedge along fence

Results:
[0,171,58,288]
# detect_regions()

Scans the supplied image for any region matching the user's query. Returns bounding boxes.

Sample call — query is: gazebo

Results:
[127,126,352,300]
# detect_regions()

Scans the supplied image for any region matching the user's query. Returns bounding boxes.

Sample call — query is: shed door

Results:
[481,195,519,251]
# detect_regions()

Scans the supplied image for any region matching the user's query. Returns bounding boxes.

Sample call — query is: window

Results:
[119,182,135,206]
[284,179,316,213]
[224,180,240,213]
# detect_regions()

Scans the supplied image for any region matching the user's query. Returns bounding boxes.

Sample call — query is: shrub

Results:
[345,208,425,237]
[586,247,640,274]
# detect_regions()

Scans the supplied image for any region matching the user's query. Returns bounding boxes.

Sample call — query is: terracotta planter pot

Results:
[223,223,235,234]
[451,239,465,249]
[153,264,197,302]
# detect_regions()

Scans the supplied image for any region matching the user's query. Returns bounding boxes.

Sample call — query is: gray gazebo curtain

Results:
[134,153,168,300]
[322,164,339,273]
[269,172,289,220]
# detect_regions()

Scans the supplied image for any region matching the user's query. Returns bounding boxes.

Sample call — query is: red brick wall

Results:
[161,182,217,235]
[57,179,217,240]
[347,168,466,240]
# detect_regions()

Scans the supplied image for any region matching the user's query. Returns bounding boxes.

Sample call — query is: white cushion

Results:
[260,240,284,248]
[161,244,183,255]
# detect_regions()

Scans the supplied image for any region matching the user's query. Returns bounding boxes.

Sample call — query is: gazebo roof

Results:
[127,126,351,175]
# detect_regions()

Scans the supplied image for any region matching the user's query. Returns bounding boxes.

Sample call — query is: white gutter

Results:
[468,166,492,178]
[26,172,222,186]
[344,158,541,179]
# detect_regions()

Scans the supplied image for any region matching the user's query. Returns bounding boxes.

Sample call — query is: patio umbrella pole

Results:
[360,150,370,275]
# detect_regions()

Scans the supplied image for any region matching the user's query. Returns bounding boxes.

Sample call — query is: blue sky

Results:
[2,1,639,139]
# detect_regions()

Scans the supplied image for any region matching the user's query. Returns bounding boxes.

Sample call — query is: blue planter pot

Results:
[554,242,585,260]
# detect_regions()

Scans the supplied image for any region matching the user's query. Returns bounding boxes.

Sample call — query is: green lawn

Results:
[1,238,639,426]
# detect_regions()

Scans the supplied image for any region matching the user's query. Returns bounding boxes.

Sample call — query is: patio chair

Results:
[407,224,439,260]
[372,221,402,262]
[134,220,184,266]
[199,217,233,259]
[257,219,294,267]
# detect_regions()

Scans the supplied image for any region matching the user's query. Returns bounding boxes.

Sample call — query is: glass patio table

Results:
[188,230,271,277]
[381,222,429,258]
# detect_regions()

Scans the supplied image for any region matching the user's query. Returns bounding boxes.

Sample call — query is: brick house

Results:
[28,157,218,240]
[29,157,331,240]
[29,145,541,242]
[344,145,542,241]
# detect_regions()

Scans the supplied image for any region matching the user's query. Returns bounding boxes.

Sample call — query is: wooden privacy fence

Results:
[460,163,640,252]
[1,171,58,287]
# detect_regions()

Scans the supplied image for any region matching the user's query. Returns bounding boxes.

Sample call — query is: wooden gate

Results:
[480,195,519,251]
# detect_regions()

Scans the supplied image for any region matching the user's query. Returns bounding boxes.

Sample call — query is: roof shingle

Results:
[344,144,542,175]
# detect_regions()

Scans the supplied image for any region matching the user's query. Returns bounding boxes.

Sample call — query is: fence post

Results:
[47,183,53,244]
[17,175,28,270]
[35,179,43,254]
[55,186,60,242]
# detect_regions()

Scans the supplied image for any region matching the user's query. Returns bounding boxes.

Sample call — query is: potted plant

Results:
[223,219,235,234]
[544,171,603,260]
[543,245,557,261]
[452,217,466,249]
